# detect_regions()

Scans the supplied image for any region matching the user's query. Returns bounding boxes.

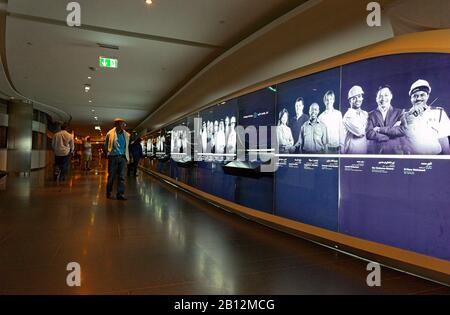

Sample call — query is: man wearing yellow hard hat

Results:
[103,118,130,200]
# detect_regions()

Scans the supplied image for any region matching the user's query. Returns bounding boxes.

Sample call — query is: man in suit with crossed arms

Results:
[366,85,406,154]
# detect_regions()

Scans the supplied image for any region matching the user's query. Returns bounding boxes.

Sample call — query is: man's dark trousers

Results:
[107,155,127,197]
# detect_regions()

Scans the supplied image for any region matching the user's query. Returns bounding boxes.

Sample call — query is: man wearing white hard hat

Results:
[103,118,130,200]
[404,79,450,154]
[342,85,369,154]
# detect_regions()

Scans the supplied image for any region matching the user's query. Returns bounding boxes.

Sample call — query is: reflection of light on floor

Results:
[155,205,163,223]
[195,250,235,294]
[167,215,185,245]
[13,177,31,197]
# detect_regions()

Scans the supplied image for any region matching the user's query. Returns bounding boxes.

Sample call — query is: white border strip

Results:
[247,149,276,152]
[197,153,237,157]
[276,154,450,160]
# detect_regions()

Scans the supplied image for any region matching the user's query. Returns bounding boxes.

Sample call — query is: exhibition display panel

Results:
[139,37,450,281]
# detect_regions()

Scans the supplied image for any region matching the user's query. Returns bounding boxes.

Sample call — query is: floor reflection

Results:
[0,165,448,294]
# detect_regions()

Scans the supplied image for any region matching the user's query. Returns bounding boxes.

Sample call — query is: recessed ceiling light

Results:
[89,100,92,103]
[91,109,95,112]
[94,117,98,120]
[145,0,153,4]
[88,76,92,80]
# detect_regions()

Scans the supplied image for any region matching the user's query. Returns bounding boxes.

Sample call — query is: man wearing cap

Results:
[104,118,130,200]
[366,86,406,154]
[342,86,369,154]
[404,79,450,155]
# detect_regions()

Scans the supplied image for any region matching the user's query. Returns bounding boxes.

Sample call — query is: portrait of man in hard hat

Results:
[342,85,369,154]
[404,79,450,155]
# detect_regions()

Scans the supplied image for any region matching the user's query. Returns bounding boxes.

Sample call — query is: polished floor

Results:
[0,163,449,295]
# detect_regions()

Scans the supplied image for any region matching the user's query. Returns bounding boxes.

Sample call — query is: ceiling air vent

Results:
[97,43,119,50]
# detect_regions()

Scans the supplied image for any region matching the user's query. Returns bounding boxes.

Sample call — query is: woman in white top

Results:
[277,108,295,154]
[83,136,92,170]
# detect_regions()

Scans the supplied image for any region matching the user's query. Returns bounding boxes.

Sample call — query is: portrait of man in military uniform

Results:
[404,79,450,155]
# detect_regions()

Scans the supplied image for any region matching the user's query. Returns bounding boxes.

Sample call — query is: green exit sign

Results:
[99,56,118,68]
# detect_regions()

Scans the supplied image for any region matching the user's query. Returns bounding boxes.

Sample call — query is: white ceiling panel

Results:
[8,0,303,45]
[3,0,309,136]
[6,16,215,132]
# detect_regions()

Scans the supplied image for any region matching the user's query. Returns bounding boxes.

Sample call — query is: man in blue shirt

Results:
[104,118,130,200]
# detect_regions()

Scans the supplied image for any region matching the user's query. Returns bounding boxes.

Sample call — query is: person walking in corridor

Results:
[83,136,92,171]
[52,122,74,181]
[104,118,130,200]
[128,136,143,177]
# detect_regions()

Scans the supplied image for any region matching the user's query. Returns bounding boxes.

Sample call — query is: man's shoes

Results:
[106,192,112,199]
[117,195,127,201]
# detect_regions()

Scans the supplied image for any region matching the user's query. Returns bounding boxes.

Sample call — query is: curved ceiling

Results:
[2,0,309,136]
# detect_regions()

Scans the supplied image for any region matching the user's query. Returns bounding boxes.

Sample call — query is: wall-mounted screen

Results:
[238,87,276,162]
[340,53,450,156]
[140,139,147,156]
[197,99,238,162]
[140,52,450,263]
[275,67,342,155]
[234,87,277,213]
[274,68,341,230]
[169,119,191,163]
[155,129,170,160]
[339,53,450,261]
[147,138,154,158]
